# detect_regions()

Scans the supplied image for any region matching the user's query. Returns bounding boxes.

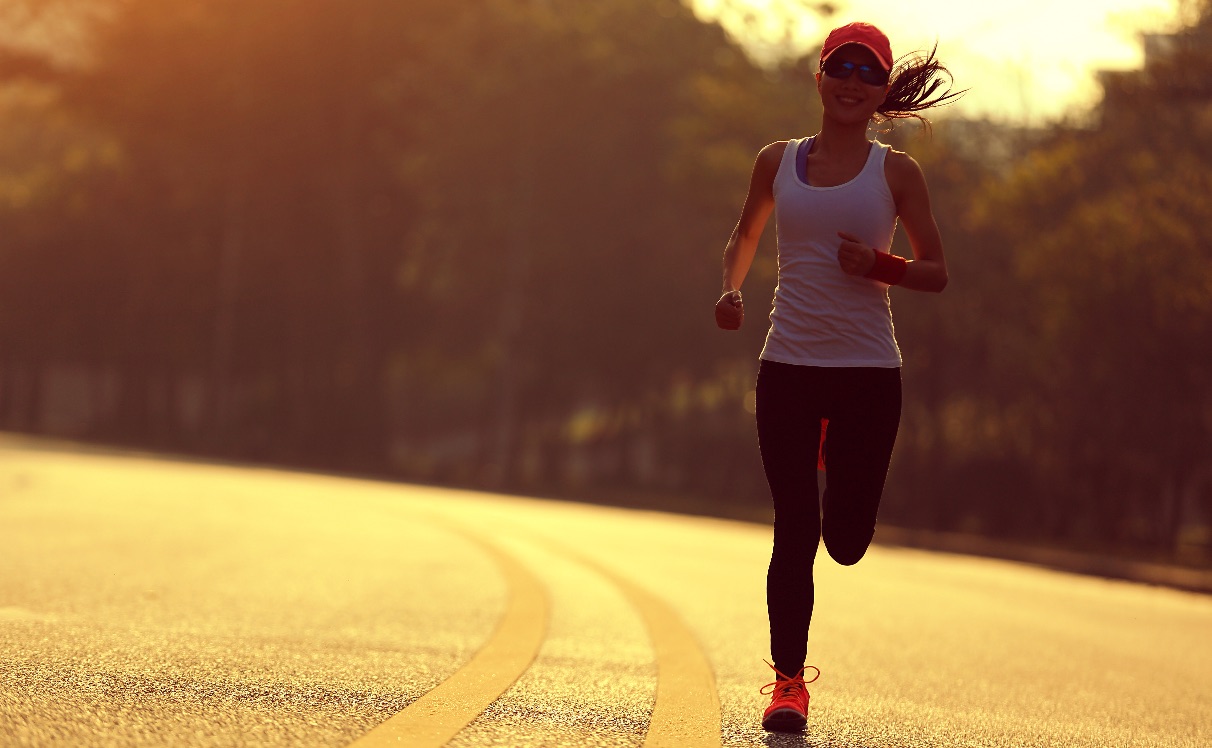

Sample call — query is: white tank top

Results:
[760,136,902,368]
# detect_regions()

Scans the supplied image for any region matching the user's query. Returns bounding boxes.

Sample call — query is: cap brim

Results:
[821,42,892,71]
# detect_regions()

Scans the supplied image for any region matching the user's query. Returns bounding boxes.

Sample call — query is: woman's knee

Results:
[822,525,874,566]
[772,515,822,559]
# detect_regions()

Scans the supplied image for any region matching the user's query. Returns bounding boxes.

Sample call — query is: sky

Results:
[692,0,1186,123]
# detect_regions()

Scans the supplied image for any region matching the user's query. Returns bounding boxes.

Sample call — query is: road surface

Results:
[1,438,1208,747]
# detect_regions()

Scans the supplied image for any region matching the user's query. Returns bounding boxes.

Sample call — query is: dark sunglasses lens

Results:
[858,67,889,85]
[822,59,852,79]
[823,58,888,85]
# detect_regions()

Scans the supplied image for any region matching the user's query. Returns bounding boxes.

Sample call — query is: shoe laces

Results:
[759,659,820,700]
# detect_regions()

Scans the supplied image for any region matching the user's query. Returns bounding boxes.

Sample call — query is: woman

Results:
[713,21,961,733]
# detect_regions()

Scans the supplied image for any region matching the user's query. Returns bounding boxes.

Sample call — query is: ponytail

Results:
[876,43,965,126]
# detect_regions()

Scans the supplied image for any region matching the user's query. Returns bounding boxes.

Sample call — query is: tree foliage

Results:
[1,0,1209,562]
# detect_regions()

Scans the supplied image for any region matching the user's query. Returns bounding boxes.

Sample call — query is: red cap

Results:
[820,22,893,72]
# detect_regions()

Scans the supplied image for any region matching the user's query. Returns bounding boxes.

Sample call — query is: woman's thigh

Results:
[755,360,824,509]
[820,368,901,563]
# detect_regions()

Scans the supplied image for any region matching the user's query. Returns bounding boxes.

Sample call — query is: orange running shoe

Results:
[760,660,821,732]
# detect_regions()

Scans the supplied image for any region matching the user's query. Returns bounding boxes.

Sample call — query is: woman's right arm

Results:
[716,142,784,331]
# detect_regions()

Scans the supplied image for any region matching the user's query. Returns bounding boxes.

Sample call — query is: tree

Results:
[960,1,1212,553]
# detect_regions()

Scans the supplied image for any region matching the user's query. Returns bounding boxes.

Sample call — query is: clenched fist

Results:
[715,290,743,330]
[837,231,876,276]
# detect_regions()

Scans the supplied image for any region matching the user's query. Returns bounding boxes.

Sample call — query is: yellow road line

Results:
[533,535,721,748]
[346,525,548,748]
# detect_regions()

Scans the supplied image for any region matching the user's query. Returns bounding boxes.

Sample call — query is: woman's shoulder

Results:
[882,147,926,187]
[881,146,923,174]
[751,141,792,183]
[758,140,792,162]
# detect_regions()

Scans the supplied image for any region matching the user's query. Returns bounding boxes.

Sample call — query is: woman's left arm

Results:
[887,151,948,293]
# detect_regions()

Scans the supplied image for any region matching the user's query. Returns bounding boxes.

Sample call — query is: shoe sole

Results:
[762,707,807,732]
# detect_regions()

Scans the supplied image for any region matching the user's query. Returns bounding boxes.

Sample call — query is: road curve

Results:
[347,521,550,748]
[0,438,1209,747]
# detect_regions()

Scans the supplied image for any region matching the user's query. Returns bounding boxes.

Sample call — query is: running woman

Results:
[713,22,961,733]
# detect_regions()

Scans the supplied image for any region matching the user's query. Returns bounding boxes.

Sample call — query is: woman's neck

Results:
[813,117,871,156]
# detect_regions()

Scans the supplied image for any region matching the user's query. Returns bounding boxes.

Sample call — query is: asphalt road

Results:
[1,439,1208,747]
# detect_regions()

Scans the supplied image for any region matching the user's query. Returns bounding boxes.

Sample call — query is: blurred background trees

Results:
[0,0,1208,565]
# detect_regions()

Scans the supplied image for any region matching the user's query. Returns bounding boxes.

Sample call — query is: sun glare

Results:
[692,0,1182,122]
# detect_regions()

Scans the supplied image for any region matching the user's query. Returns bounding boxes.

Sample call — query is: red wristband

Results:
[864,250,908,285]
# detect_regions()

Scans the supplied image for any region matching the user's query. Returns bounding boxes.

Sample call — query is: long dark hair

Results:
[876,43,965,125]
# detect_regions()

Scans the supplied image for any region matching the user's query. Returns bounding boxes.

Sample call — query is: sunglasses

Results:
[821,57,890,86]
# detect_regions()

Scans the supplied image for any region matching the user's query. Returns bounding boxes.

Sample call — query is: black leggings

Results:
[756,359,901,676]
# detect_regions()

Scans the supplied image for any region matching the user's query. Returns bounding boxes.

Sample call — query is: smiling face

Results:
[816,43,890,126]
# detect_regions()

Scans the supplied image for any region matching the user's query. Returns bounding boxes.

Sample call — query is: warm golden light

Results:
[693,0,1182,121]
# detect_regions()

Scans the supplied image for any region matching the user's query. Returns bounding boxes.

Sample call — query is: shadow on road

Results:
[762,732,813,747]
[763,733,881,748]
[764,735,882,748]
